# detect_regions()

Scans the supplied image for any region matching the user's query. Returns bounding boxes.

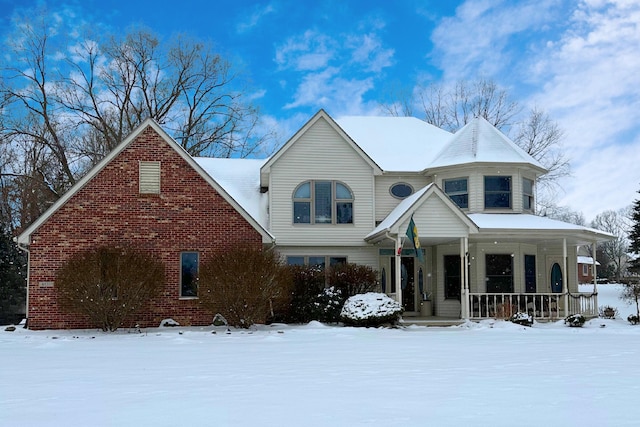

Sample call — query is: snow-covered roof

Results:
[428,117,546,171]
[577,256,600,265]
[194,157,268,228]
[336,116,453,172]
[367,184,434,238]
[468,213,614,242]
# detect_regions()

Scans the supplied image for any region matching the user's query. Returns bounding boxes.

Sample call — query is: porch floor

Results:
[400,316,465,327]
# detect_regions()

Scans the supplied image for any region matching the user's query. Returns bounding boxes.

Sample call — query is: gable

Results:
[18,120,274,245]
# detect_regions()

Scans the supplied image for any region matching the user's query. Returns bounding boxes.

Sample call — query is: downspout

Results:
[563,238,569,316]
[15,238,30,329]
[592,241,598,314]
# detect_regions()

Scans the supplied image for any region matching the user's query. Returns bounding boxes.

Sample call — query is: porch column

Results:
[396,234,402,305]
[461,237,470,320]
[563,238,569,315]
[592,241,598,294]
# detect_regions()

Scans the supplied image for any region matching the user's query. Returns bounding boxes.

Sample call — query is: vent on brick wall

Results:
[139,161,161,194]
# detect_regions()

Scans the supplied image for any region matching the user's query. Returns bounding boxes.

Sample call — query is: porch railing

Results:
[468,292,598,320]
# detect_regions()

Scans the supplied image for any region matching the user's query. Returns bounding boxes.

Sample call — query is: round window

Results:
[390,183,414,199]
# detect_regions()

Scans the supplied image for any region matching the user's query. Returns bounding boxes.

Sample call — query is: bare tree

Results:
[591,208,631,281]
[1,9,274,230]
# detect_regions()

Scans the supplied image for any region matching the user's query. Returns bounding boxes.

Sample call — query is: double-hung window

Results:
[293,180,353,224]
[523,178,534,211]
[444,178,468,209]
[484,176,511,209]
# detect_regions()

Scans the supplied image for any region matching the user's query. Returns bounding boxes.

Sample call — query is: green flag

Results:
[406,216,425,262]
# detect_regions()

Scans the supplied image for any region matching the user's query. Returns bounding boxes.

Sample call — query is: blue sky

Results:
[2,0,639,222]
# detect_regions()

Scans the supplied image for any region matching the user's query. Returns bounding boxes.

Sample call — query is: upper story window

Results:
[390,183,414,199]
[523,178,534,211]
[444,178,468,209]
[293,180,353,224]
[484,176,511,209]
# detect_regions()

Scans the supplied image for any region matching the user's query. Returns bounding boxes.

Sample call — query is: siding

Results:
[268,117,375,246]
[375,174,431,222]
[404,195,470,237]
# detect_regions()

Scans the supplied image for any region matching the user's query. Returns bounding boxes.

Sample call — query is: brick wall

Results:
[27,126,263,330]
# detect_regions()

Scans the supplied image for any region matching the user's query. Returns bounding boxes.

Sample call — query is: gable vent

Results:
[139,161,161,194]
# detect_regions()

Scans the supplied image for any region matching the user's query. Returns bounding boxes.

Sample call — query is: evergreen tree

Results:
[629,189,640,274]
[0,226,27,324]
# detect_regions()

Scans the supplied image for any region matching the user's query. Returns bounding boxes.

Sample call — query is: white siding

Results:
[268,118,375,246]
[403,195,470,238]
[374,174,431,222]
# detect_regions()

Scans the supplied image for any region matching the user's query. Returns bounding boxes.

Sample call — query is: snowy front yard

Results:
[2,284,639,427]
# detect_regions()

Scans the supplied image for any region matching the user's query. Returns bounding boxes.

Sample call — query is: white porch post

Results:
[563,238,569,315]
[461,237,470,320]
[396,234,402,305]
[592,241,598,294]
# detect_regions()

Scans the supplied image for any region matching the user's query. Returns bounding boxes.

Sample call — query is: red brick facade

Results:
[27,126,263,330]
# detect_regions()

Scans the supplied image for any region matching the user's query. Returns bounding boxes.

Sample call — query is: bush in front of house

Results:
[198,246,292,329]
[284,265,327,323]
[340,293,403,327]
[564,313,586,327]
[327,263,378,298]
[509,312,533,327]
[56,245,164,332]
[599,305,618,319]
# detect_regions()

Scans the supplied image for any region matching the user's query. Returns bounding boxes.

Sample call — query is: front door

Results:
[551,263,563,293]
[401,257,415,312]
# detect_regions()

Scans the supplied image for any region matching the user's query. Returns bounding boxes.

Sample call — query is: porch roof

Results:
[468,213,615,245]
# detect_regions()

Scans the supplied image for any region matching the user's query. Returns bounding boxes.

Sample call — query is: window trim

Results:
[443,177,469,209]
[484,175,512,209]
[582,264,589,276]
[292,180,354,225]
[180,251,199,299]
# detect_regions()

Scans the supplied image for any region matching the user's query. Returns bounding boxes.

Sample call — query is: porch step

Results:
[400,317,465,327]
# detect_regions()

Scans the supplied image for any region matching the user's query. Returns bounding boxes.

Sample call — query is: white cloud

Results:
[236,3,276,34]
[274,30,335,71]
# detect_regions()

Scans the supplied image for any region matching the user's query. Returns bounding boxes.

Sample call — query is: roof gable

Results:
[428,117,547,172]
[261,110,382,186]
[18,119,274,245]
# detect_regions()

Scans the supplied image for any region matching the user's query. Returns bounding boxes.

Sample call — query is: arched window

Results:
[293,180,353,224]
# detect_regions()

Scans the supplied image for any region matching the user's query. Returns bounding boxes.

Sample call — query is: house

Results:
[578,256,600,284]
[18,110,614,329]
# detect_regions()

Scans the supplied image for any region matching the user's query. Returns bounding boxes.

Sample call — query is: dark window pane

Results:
[444,179,467,193]
[485,176,511,191]
[181,252,199,297]
[444,255,461,300]
[314,181,332,223]
[486,254,513,293]
[329,257,346,266]
[336,202,353,224]
[524,255,536,293]
[294,202,310,223]
[449,194,468,209]
[287,256,305,266]
[485,192,511,208]
[308,256,325,269]
[391,183,413,198]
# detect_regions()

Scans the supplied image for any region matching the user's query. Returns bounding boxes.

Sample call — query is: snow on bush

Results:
[509,312,533,327]
[564,313,586,327]
[340,293,402,327]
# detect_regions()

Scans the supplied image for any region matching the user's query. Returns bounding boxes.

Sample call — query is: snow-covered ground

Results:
[2,284,639,427]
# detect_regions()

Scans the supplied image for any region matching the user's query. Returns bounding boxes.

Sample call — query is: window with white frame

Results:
[523,178,534,211]
[444,178,468,209]
[484,176,511,209]
[582,264,589,276]
[293,180,353,224]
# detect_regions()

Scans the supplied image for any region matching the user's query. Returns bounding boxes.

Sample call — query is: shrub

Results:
[285,265,326,323]
[599,305,618,319]
[341,293,403,327]
[509,312,533,327]
[56,246,164,331]
[311,286,344,323]
[628,315,639,325]
[564,313,586,327]
[327,263,378,297]
[198,246,292,328]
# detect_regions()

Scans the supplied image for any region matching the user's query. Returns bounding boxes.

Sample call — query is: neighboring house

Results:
[18,110,614,329]
[577,256,600,284]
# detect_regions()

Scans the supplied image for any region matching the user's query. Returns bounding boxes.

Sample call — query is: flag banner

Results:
[406,216,425,263]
